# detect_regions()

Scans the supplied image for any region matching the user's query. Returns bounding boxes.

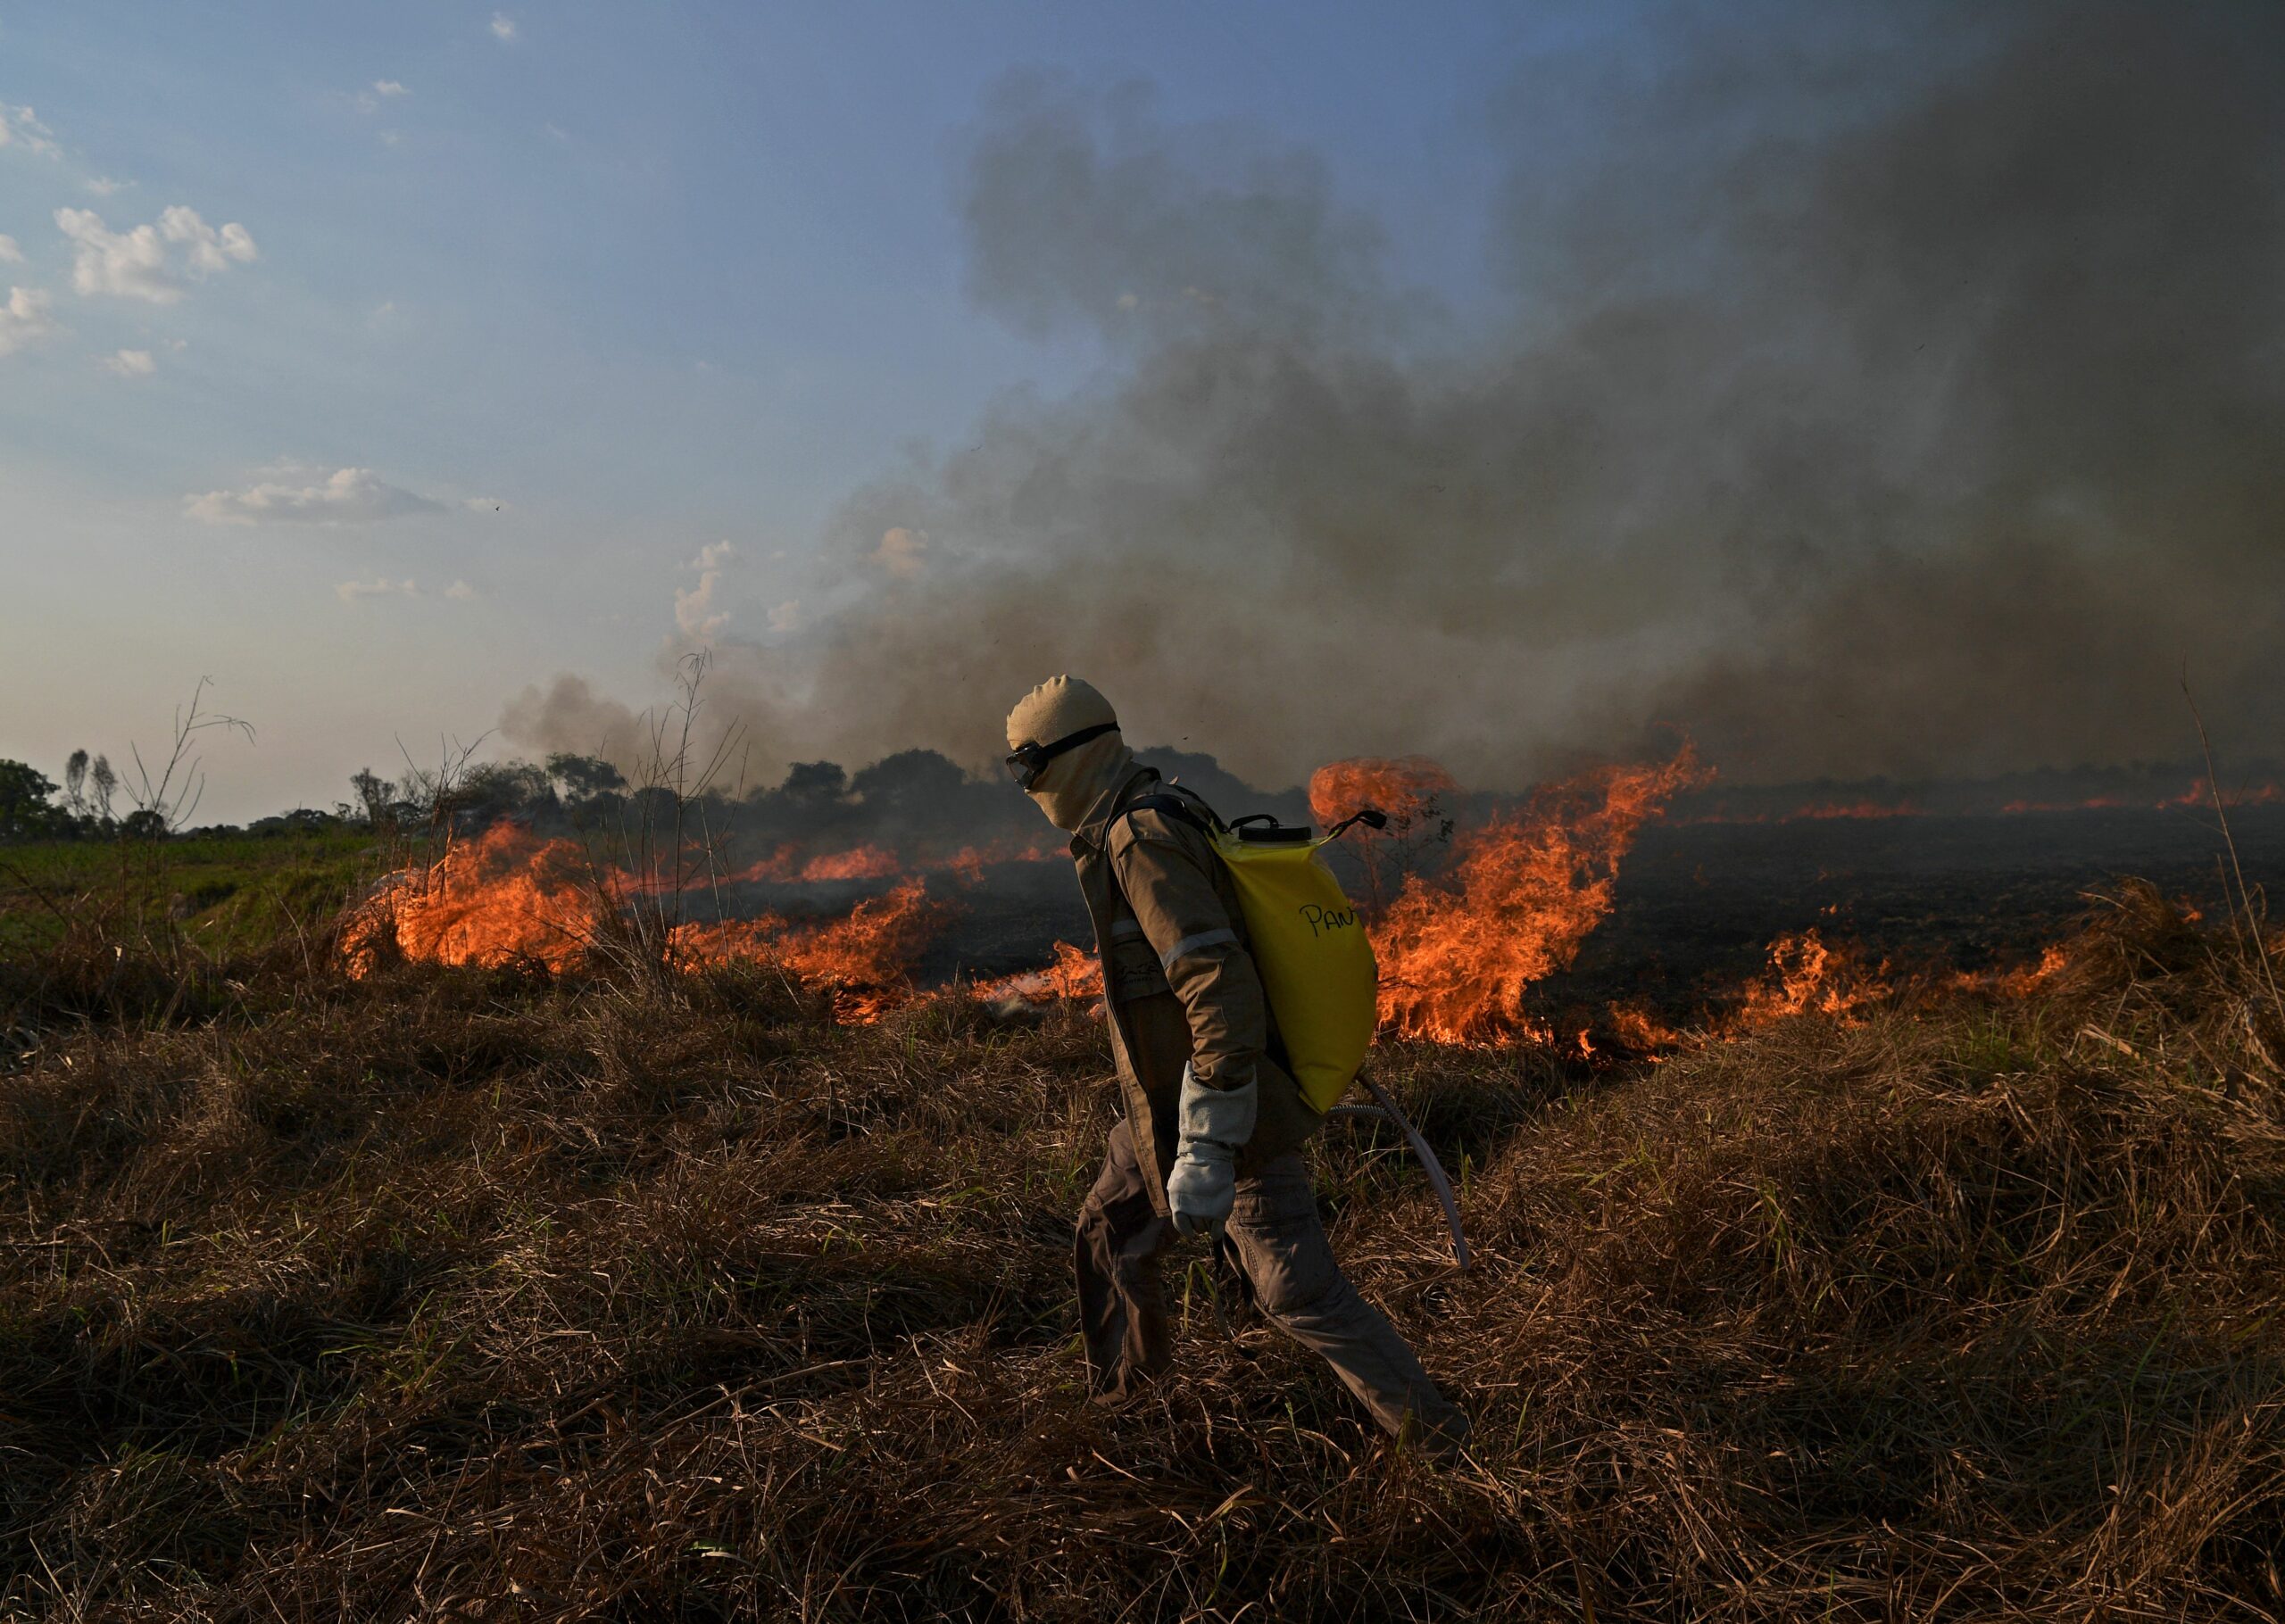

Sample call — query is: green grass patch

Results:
[0,829,384,957]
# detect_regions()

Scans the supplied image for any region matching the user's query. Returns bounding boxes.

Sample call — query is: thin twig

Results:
[2184,678,2284,1024]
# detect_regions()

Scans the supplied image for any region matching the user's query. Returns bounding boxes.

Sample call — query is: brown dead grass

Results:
[1,884,2281,1620]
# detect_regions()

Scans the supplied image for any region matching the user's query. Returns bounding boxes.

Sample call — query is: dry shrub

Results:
[0,887,2281,1619]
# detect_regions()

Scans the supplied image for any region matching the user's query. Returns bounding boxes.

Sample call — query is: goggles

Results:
[1004,721,1118,791]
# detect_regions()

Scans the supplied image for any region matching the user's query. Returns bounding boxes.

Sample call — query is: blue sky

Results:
[2,2,1585,818]
[23,5,2255,808]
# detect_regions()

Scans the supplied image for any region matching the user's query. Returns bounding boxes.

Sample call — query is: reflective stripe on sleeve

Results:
[1110,918,1147,940]
[1159,926,1237,969]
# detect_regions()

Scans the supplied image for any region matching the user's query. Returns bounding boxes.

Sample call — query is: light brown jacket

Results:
[1068,764,1322,1214]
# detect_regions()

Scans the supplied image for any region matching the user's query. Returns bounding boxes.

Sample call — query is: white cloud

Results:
[768,600,803,634]
[356,79,410,117]
[674,590,727,639]
[57,209,169,300]
[100,347,155,377]
[675,539,740,638]
[462,495,507,512]
[0,286,57,357]
[85,176,129,196]
[187,466,445,526]
[56,205,257,303]
[337,577,420,601]
[162,206,259,275]
[490,12,518,41]
[337,576,476,603]
[873,526,929,579]
[0,104,59,159]
[0,236,20,263]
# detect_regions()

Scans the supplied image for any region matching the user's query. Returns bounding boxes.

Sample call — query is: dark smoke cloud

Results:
[507,3,2285,791]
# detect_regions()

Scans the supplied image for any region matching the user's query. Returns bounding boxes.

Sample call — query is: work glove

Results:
[1165,1064,1258,1239]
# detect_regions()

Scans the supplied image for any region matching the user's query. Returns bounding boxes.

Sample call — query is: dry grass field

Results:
[2,880,2281,1620]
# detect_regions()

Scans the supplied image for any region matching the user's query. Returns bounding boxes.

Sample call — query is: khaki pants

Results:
[1074,1119,1467,1446]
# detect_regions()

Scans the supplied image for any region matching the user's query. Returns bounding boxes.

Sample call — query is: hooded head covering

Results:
[1007,675,1135,833]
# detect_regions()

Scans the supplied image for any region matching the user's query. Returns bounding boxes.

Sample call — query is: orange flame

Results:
[1309,756,1464,914]
[1790,799,1919,820]
[1731,929,1890,1025]
[672,878,951,1020]
[2165,778,2285,810]
[1607,1004,1685,1051]
[728,845,802,884]
[1998,942,2071,996]
[1308,756,1458,828]
[2004,779,2284,815]
[798,844,902,882]
[345,823,602,975]
[934,835,1065,886]
[346,824,955,1020]
[732,834,1061,887]
[1367,746,1708,1042]
[727,842,907,883]
[973,748,1704,1040]
[1944,941,2071,999]
[976,940,1103,1007]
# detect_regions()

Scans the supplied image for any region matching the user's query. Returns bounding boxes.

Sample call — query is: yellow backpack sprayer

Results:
[1122,790,1470,1270]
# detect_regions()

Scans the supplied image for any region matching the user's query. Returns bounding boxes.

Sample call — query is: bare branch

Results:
[121,677,254,834]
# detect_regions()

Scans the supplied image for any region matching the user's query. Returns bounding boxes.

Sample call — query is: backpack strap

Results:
[1107,782,1306,1098]
[1117,785,1226,839]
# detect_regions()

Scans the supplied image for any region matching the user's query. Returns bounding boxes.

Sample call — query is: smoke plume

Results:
[506,3,2285,791]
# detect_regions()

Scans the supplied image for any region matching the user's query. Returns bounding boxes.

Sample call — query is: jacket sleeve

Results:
[1109,812,1271,1096]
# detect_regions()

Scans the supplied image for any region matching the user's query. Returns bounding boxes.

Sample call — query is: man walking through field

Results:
[1005,675,1467,1452]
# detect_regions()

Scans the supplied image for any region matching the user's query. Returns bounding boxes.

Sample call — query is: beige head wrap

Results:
[1006,675,1135,833]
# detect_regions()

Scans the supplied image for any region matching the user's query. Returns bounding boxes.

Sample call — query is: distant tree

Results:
[63,750,90,818]
[545,751,627,806]
[392,766,445,824]
[119,808,169,841]
[452,760,558,827]
[89,755,117,824]
[850,750,966,808]
[248,808,340,837]
[777,760,849,802]
[0,759,62,841]
[349,766,394,828]
[627,783,684,825]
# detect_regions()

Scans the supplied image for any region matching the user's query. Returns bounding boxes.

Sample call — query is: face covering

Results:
[1026,728,1136,833]
[1006,675,1135,833]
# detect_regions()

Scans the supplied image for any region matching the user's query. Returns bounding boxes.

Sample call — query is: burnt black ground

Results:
[724,807,2285,1019]
[1555,804,2285,1017]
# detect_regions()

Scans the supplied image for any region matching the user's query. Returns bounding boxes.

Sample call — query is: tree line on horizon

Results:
[0,746,1059,855]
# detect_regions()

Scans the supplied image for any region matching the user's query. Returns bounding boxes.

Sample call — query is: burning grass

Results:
[339,824,960,1018]
[2,881,2281,1619]
[339,748,1724,1049]
[1363,747,1710,1041]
